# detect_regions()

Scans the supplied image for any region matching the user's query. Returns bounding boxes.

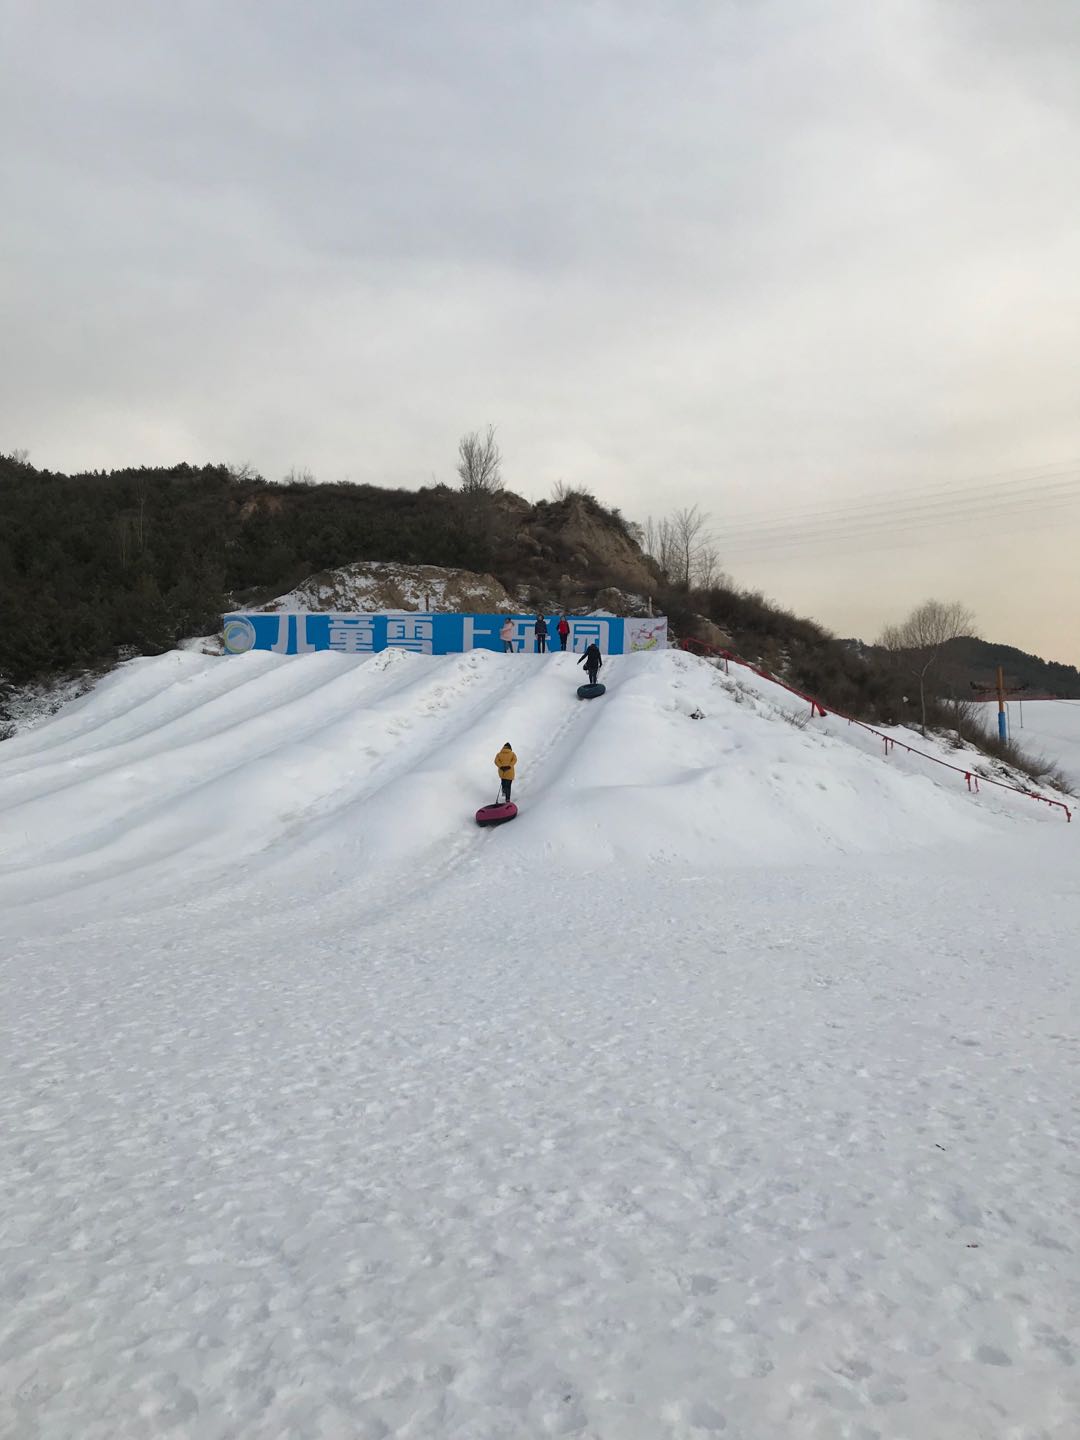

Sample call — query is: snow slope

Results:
[713,659,1075,813]
[2,650,1078,1439]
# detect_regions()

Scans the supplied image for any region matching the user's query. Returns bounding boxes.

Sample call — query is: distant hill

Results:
[842,633,1080,700]
[0,454,895,721]
[940,636,1080,699]
[8,451,1069,761]
[0,454,653,687]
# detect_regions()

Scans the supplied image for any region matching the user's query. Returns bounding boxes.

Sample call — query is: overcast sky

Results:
[3,0,1079,656]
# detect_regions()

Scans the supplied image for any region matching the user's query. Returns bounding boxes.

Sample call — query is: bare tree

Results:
[456,425,503,495]
[112,482,149,568]
[115,514,132,568]
[642,515,677,581]
[950,695,983,747]
[879,598,977,737]
[644,505,722,590]
[672,506,705,587]
[551,478,593,502]
[283,467,318,486]
[680,508,717,588]
[134,478,147,552]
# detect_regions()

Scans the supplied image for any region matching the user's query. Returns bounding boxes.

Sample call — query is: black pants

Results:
[501,779,513,803]
[585,668,599,686]
[536,635,546,653]
[503,641,514,652]
[559,635,568,650]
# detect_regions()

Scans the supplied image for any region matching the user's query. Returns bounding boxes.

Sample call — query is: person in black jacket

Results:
[579,641,602,686]
[534,615,548,654]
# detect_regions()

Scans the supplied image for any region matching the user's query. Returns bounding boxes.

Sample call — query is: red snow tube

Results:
[475,802,518,827]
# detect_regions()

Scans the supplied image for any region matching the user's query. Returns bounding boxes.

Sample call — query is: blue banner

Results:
[221,612,668,657]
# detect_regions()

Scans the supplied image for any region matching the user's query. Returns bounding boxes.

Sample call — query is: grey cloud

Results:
[2,1,1079,655]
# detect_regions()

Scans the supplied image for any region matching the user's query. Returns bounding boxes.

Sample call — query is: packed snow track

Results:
[2,649,1078,1439]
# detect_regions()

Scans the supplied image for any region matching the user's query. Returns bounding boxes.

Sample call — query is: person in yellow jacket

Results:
[494,742,517,804]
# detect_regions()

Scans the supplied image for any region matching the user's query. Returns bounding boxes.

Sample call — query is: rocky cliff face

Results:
[252,501,662,621]
[232,483,659,614]
[532,495,657,594]
[262,561,514,614]
[496,492,659,598]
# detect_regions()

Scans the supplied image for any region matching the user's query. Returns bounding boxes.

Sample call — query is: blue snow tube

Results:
[577,682,606,700]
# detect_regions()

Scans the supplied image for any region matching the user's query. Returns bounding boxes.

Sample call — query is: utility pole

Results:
[997,665,1007,743]
[971,669,1029,742]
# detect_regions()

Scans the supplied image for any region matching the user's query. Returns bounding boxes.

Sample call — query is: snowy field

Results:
[2,650,1078,1439]
[979,698,1080,791]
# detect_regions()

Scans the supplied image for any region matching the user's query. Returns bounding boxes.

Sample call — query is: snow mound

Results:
[0,648,1049,932]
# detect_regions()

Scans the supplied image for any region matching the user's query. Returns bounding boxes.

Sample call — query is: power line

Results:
[717,467,1080,544]
[719,475,1080,551]
[723,498,1080,563]
[721,490,1080,564]
[713,457,1080,534]
[718,480,1080,560]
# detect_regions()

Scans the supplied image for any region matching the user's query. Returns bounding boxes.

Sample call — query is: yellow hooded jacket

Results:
[494,745,517,780]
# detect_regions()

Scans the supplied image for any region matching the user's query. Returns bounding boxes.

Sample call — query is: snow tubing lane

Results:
[577,682,606,700]
[475,802,518,827]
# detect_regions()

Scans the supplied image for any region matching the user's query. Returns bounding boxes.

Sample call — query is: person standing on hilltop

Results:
[500,617,515,653]
[557,615,570,651]
[494,742,517,804]
[579,641,603,687]
[534,615,548,654]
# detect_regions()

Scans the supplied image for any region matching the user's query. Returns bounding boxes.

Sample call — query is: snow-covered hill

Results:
[0,649,1049,919]
[2,650,1078,1439]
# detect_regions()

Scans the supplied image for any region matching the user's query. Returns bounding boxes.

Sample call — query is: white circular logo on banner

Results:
[222,618,256,654]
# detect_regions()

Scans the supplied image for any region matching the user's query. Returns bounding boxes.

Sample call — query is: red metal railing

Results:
[678,637,1072,822]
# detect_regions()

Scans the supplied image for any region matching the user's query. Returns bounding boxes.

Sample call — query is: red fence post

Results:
[678,636,1072,822]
